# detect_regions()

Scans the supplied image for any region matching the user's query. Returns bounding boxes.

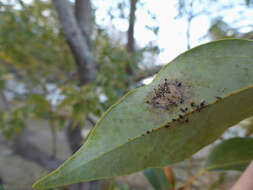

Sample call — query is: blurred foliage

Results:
[0,0,156,139]
[0,0,76,84]
[204,137,253,172]
[207,19,253,40]
[0,106,28,139]
[107,181,130,190]
[143,168,171,190]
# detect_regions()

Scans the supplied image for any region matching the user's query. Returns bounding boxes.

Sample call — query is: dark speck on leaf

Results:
[200,100,206,107]
[216,96,222,100]
[180,108,185,113]
[165,124,170,128]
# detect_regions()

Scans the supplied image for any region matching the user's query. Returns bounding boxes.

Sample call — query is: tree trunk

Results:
[52,0,96,85]
[126,0,137,76]
[8,136,63,171]
[52,0,102,189]
[127,0,137,53]
[75,0,93,52]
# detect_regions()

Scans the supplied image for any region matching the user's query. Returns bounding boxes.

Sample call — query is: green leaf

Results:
[27,94,52,119]
[33,39,253,189]
[0,79,5,90]
[144,168,171,190]
[204,137,253,172]
[0,184,5,190]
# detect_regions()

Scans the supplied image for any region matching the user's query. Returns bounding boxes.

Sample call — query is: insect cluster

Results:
[162,99,206,130]
[144,78,223,134]
[146,79,185,110]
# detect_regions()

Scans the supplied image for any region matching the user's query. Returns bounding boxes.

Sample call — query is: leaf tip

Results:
[32,168,63,189]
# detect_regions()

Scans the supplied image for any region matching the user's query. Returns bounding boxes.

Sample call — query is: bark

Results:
[52,0,96,85]
[66,122,83,154]
[127,0,137,53]
[8,136,63,171]
[75,0,93,51]
[186,16,192,50]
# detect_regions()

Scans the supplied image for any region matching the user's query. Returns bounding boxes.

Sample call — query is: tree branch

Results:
[7,136,63,171]
[133,65,162,82]
[52,0,96,85]
[127,0,137,53]
[75,0,93,51]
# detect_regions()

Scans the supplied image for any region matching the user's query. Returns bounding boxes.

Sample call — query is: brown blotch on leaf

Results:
[149,79,190,111]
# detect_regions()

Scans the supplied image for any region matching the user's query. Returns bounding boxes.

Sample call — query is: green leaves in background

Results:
[144,168,171,190]
[33,39,253,189]
[204,137,253,172]
[27,94,52,119]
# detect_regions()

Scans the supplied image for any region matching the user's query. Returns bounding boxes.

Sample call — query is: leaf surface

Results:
[204,137,253,172]
[143,168,171,190]
[33,39,253,189]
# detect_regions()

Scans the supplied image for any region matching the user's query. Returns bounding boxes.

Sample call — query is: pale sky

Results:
[4,0,253,63]
[94,0,253,63]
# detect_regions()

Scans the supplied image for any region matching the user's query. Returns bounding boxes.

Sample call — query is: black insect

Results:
[173,103,178,107]
[190,101,195,107]
[216,96,222,100]
[200,100,206,107]
[180,108,185,113]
